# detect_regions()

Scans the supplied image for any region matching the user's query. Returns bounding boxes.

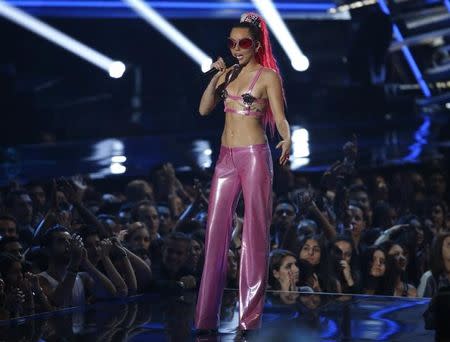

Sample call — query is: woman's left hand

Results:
[276,140,291,165]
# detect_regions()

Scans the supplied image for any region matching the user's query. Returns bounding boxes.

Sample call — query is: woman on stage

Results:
[195,12,292,334]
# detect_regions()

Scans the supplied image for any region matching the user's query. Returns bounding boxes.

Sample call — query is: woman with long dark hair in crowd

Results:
[267,249,314,305]
[296,234,341,293]
[381,241,417,297]
[268,249,314,292]
[362,246,388,295]
[195,12,291,334]
[330,235,361,294]
[421,232,450,298]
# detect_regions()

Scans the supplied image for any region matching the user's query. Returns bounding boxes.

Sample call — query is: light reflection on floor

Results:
[0,290,434,341]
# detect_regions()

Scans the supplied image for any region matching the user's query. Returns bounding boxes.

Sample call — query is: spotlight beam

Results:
[251,0,309,71]
[122,0,212,72]
[0,0,125,77]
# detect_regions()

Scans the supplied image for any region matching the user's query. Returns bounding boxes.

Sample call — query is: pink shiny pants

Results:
[195,143,273,330]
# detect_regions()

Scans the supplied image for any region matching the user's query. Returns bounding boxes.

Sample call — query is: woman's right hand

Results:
[211,57,227,79]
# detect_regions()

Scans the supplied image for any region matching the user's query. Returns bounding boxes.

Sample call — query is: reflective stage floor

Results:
[0,289,434,341]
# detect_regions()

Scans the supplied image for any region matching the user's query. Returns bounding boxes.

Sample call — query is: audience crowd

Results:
[0,140,448,320]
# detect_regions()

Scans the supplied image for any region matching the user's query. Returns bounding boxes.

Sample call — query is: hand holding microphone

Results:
[205,56,237,79]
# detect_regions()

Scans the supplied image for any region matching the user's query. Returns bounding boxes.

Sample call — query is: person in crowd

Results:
[361,246,388,295]
[124,221,153,267]
[381,241,417,297]
[79,225,135,298]
[131,201,161,240]
[347,203,368,257]
[0,236,24,262]
[156,203,177,237]
[348,185,372,227]
[270,199,297,249]
[151,232,198,292]
[39,225,115,307]
[189,232,205,277]
[426,201,448,236]
[0,253,52,316]
[268,249,313,293]
[420,232,450,298]
[296,234,341,293]
[0,215,18,238]
[4,190,34,248]
[125,180,155,205]
[331,235,360,293]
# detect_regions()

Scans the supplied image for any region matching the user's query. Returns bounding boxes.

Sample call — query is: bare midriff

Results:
[221,114,267,147]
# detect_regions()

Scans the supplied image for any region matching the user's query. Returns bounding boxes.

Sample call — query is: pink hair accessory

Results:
[240,12,262,28]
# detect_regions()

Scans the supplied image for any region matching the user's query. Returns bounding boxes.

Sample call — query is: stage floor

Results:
[0,289,434,341]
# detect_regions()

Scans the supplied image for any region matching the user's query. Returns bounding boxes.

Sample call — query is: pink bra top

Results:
[221,66,268,117]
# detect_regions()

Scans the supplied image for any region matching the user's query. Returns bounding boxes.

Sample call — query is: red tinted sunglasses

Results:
[227,37,254,49]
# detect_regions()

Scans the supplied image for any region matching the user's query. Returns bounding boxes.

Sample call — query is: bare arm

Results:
[100,240,128,297]
[199,58,228,115]
[115,255,138,295]
[309,203,337,241]
[81,257,117,298]
[40,270,77,308]
[42,238,84,307]
[124,248,152,293]
[110,237,138,294]
[59,178,111,238]
[265,70,291,165]
[374,225,408,245]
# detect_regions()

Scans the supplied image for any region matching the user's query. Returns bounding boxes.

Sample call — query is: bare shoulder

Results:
[260,67,281,83]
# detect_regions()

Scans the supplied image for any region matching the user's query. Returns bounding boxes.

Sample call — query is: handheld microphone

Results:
[203,56,238,77]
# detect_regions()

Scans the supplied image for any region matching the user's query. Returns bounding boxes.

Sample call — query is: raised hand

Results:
[99,239,113,259]
[210,57,228,79]
[278,272,291,292]
[69,234,84,268]
[340,260,353,285]
[288,270,298,291]
[58,178,82,204]
[110,237,128,258]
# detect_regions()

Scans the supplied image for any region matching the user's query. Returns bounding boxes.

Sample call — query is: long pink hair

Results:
[238,12,285,137]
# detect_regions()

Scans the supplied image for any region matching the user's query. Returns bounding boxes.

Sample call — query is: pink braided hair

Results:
[240,12,285,137]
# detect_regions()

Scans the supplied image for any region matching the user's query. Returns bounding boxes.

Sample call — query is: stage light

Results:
[291,127,310,158]
[0,0,126,78]
[192,140,212,169]
[251,0,310,72]
[111,155,127,163]
[110,163,127,174]
[88,139,128,178]
[290,126,310,170]
[201,58,213,73]
[291,55,310,72]
[109,61,126,78]
[122,0,212,72]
